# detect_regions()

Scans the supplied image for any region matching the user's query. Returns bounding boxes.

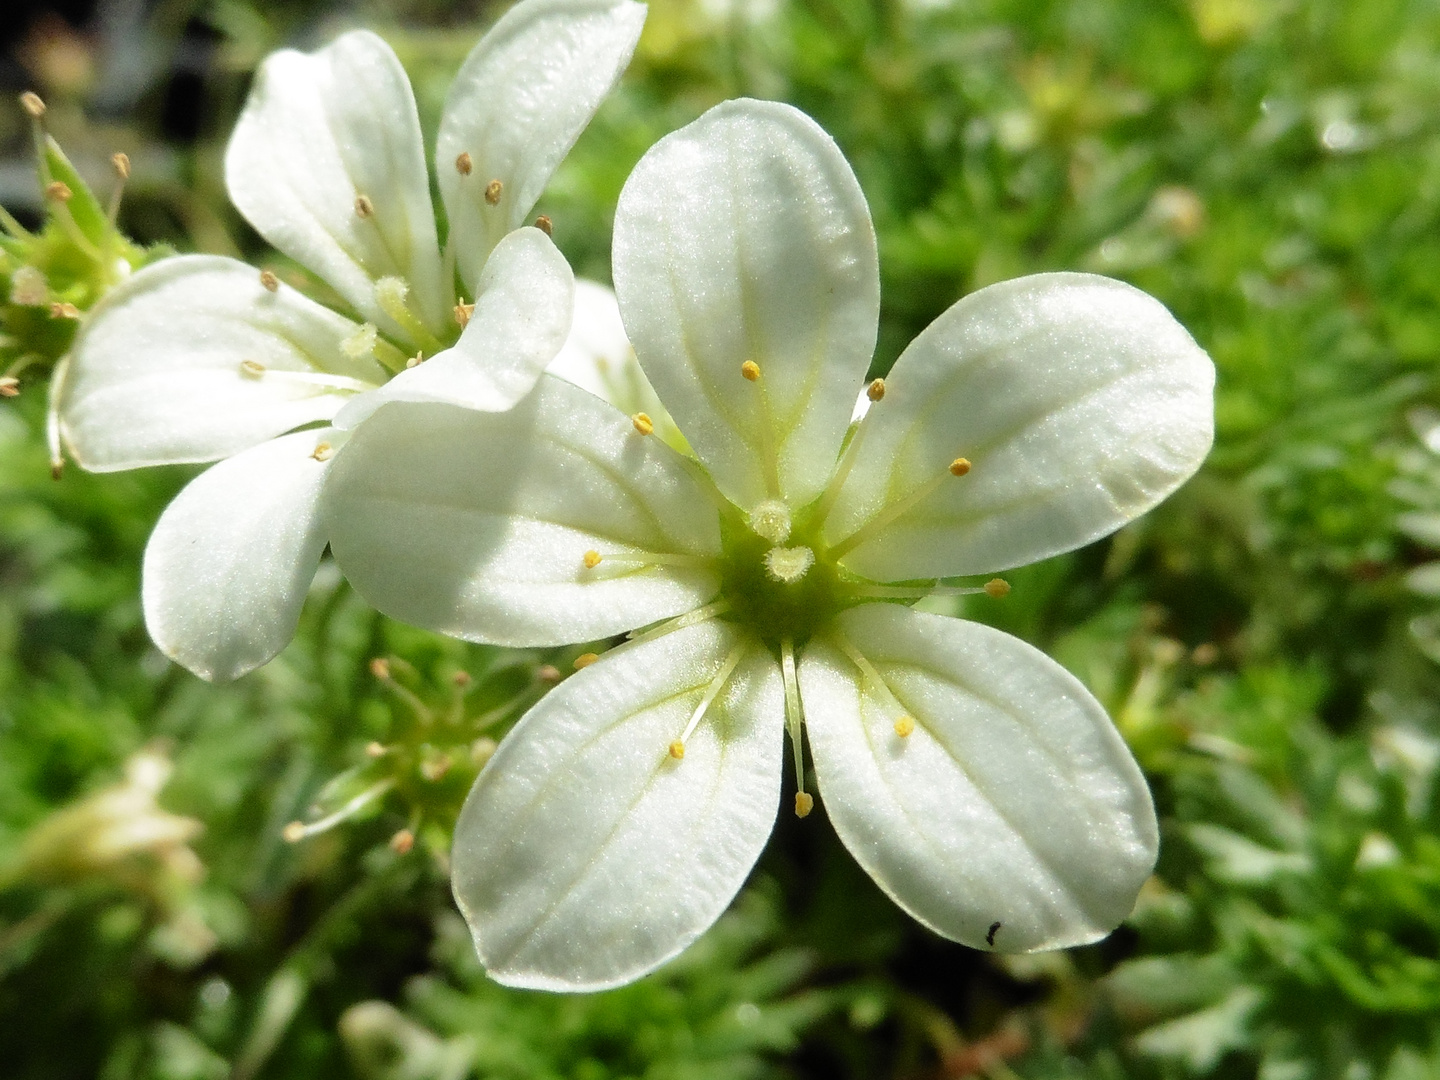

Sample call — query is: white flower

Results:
[323,98,1216,991]
[52,0,648,682]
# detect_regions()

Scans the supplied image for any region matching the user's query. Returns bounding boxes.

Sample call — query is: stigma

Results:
[764,545,814,583]
[749,499,791,544]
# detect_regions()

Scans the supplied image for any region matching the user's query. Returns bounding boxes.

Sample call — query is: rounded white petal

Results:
[437,0,646,291]
[225,30,447,337]
[801,604,1157,952]
[453,620,783,990]
[324,377,722,646]
[613,98,880,512]
[60,255,377,471]
[335,228,573,428]
[143,428,337,683]
[824,273,1215,580]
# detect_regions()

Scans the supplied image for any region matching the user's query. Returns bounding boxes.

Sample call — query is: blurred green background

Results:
[4,0,1440,1077]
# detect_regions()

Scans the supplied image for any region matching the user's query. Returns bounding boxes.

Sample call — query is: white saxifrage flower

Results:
[323,98,1216,991]
[52,0,647,682]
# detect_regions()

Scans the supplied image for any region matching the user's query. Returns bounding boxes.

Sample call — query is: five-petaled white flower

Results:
[322,98,1216,991]
[52,0,647,681]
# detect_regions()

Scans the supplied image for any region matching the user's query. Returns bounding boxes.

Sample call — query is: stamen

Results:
[484,179,503,205]
[832,630,916,740]
[311,442,334,462]
[984,578,1011,598]
[781,638,810,815]
[894,714,915,737]
[849,583,992,600]
[0,376,18,398]
[828,454,976,562]
[45,181,72,203]
[668,740,685,760]
[749,499,792,544]
[579,549,714,576]
[534,215,553,236]
[740,360,761,382]
[867,377,886,401]
[259,269,280,292]
[455,151,473,175]
[672,642,748,755]
[236,362,375,395]
[374,276,442,353]
[582,550,602,569]
[389,829,415,854]
[765,545,814,583]
[454,302,474,328]
[282,779,395,842]
[46,355,68,480]
[632,412,654,435]
[240,359,265,378]
[19,91,45,118]
[355,194,375,218]
[107,153,130,225]
[49,302,79,320]
[574,652,599,669]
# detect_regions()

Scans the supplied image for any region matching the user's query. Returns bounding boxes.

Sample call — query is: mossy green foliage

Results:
[4,0,1440,1077]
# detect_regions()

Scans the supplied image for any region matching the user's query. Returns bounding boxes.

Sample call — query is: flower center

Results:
[716,506,844,652]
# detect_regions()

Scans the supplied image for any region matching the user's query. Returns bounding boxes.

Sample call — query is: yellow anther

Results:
[484,179,503,205]
[49,301,80,319]
[632,412,654,435]
[537,664,562,683]
[45,181,72,202]
[111,152,131,180]
[311,442,335,462]
[365,741,387,757]
[574,652,599,670]
[281,821,306,843]
[894,715,915,738]
[455,151,473,175]
[239,359,266,378]
[867,377,886,401]
[453,670,472,688]
[355,194,375,218]
[19,91,45,118]
[740,360,761,382]
[0,376,18,398]
[420,755,451,782]
[369,657,391,680]
[949,457,972,477]
[259,269,280,292]
[389,829,415,854]
[794,792,814,818]
[534,215,553,236]
[406,353,423,368]
[454,302,475,328]
[669,740,686,760]
[984,578,1011,599]
[583,550,603,569]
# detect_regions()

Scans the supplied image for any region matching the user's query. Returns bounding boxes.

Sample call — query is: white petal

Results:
[60,255,378,471]
[324,377,721,646]
[801,603,1157,952]
[437,0,646,292]
[612,99,879,512]
[452,620,783,990]
[335,228,573,428]
[143,428,337,682]
[823,273,1215,580]
[225,30,447,338]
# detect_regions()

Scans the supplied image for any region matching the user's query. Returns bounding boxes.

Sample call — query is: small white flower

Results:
[53,0,648,682]
[324,99,1216,991]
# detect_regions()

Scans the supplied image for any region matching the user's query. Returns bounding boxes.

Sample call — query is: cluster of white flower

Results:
[53,0,1215,992]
